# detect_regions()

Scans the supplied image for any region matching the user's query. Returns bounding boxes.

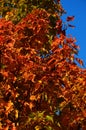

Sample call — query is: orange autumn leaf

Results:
[82,110,86,118]
[76,58,84,66]
[30,95,36,101]
[0,1,86,130]
[12,124,17,130]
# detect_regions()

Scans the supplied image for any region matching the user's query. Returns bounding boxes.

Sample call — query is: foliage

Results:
[0,0,86,130]
[0,0,64,24]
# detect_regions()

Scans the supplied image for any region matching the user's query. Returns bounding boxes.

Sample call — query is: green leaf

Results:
[46,115,53,123]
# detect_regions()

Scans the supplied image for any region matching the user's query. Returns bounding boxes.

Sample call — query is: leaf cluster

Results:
[0,0,86,130]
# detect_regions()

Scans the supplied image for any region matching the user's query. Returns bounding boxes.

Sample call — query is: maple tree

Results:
[0,0,86,130]
[0,0,64,24]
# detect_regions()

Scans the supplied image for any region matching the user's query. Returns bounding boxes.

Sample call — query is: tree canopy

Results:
[0,0,86,130]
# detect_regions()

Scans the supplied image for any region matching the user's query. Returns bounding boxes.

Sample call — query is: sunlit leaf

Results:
[0,0,86,129]
[46,115,53,123]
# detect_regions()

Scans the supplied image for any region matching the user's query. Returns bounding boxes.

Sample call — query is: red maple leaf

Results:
[66,16,75,21]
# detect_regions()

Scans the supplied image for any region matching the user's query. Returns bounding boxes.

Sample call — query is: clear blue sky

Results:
[61,0,86,67]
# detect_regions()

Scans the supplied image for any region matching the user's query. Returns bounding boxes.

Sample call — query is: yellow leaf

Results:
[38,80,42,83]
[15,110,18,119]
[35,126,41,130]
[5,15,9,20]
[57,122,61,127]
[46,115,53,122]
